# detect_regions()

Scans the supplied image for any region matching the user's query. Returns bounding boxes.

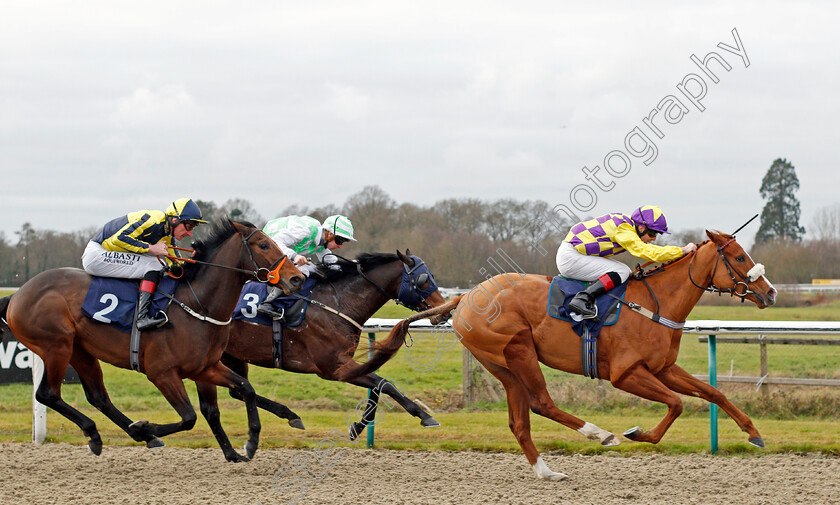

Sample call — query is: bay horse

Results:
[338,231,777,480]
[195,250,448,461]
[0,220,304,459]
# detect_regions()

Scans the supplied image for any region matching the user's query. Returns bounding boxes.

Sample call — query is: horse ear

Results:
[405,248,412,258]
[396,249,414,266]
[706,230,728,245]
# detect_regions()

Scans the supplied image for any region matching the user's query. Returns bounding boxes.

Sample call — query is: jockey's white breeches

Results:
[81,241,164,279]
[556,242,631,283]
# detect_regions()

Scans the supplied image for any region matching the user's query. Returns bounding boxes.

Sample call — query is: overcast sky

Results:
[2,1,837,247]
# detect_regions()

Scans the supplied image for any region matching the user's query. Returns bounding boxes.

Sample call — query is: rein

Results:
[157,227,290,326]
[162,230,289,283]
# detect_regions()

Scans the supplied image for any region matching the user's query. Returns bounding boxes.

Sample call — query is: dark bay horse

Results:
[339,231,777,480]
[0,220,304,458]
[196,250,448,461]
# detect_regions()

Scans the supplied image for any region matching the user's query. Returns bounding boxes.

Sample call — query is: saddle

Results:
[547,277,627,334]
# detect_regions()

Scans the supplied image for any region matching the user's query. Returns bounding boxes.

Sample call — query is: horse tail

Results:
[337,294,466,382]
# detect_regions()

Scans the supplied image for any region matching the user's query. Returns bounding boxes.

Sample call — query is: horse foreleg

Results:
[656,364,764,447]
[482,361,567,481]
[222,354,304,430]
[611,363,683,444]
[69,347,164,449]
[194,362,261,460]
[195,381,250,462]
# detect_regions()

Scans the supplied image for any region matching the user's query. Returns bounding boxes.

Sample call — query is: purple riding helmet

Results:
[631,205,670,234]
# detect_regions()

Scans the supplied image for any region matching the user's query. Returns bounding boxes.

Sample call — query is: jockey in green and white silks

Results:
[257,214,356,318]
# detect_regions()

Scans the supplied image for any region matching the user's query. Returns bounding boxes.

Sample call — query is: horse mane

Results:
[320,252,401,282]
[638,239,713,277]
[180,219,256,281]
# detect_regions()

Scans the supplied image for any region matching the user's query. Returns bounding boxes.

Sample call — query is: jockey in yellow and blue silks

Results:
[556,205,697,319]
[256,214,357,318]
[81,198,207,330]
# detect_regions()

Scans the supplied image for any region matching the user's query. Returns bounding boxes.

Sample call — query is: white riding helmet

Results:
[323,215,356,242]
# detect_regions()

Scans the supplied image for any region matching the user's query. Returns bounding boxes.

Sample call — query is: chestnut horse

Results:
[339,231,777,480]
[196,250,448,461]
[0,220,304,458]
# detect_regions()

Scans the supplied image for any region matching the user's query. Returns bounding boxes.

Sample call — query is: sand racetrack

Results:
[1,443,838,505]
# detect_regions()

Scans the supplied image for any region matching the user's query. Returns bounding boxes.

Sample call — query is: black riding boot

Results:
[136,271,167,331]
[567,272,622,319]
[257,285,285,320]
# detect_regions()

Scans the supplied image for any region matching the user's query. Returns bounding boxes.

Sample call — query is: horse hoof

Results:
[146,438,165,449]
[245,441,258,460]
[748,437,765,448]
[421,416,441,428]
[623,426,642,441]
[88,441,103,456]
[601,434,621,447]
[226,452,250,463]
[288,418,306,430]
[349,424,364,442]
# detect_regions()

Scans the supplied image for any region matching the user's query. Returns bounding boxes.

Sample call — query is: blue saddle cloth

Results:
[547,277,628,338]
[232,277,317,327]
[81,276,179,334]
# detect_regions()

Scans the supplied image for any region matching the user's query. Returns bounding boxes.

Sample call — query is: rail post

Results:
[32,354,46,445]
[708,334,718,454]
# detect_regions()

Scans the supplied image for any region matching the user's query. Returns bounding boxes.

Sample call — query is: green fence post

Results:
[708,334,718,454]
[366,332,375,449]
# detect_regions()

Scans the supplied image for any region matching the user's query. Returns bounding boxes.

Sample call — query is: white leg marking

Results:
[577,422,621,446]
[532,456,569,481]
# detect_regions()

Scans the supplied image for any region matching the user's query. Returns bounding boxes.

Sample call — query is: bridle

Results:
[687,238,765,299]
[330,253,437,312]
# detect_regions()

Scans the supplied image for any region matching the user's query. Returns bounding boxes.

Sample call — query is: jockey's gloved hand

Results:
[167,264,184,278]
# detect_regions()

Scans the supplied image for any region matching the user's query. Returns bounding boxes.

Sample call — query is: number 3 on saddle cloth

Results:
[546,276,629,379]
[81,276,180,333]
[232,277,319,369]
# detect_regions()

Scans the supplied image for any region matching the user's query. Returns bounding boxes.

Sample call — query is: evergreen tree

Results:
[755,158,805,244]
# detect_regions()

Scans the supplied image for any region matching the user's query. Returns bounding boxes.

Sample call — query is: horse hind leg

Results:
[34,356,103,455]
[481,360,567,481]
[500,332,620,448]
[344,373,441,440]
[69,346,164,449]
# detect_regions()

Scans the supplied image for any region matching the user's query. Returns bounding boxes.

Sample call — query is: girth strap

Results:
[581,325,599,379]
[607,294,685,330]
[272,318,283,369]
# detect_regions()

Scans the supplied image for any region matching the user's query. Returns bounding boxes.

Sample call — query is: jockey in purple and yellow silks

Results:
[81,198,207,330]
[556,205,697,319]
